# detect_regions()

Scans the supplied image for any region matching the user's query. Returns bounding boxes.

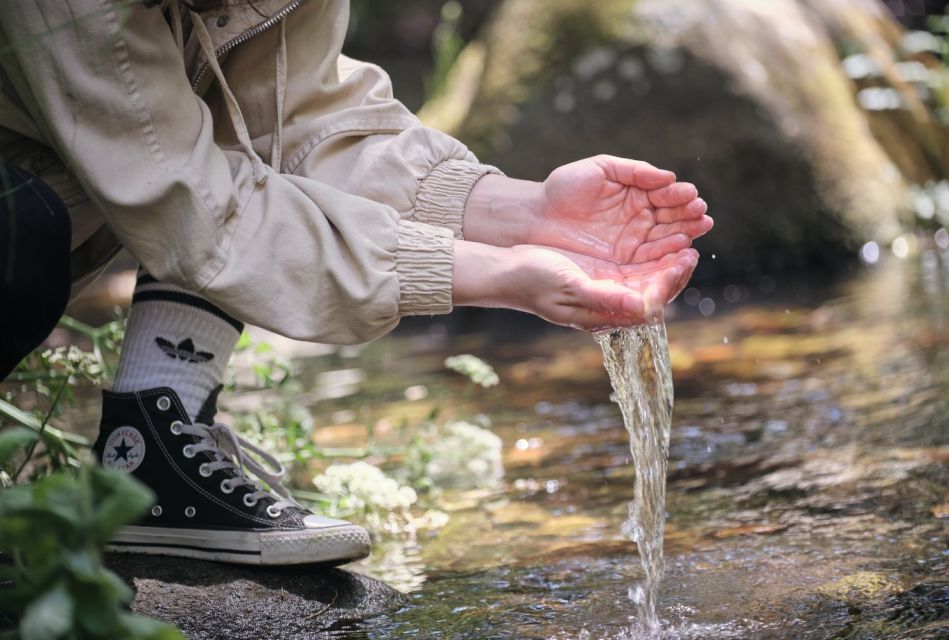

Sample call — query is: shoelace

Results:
[176,420,298,517]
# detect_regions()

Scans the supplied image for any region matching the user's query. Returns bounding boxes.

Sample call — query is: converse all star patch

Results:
[102,426,146,473]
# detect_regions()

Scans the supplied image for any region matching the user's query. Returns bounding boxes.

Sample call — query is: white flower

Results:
[444,354,499,387]
[426,421,503,488]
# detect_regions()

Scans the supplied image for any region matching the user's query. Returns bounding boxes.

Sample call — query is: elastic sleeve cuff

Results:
[415,159,503,238]
[395,219,455,316]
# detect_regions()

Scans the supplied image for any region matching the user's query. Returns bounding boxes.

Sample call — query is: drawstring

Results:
[190,11,269,184]
[168,0,184,55]
[271,20,288,172]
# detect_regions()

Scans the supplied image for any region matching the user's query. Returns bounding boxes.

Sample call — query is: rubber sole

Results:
[106,524,371,566]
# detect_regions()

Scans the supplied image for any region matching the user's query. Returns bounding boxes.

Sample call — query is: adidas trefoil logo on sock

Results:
[155,337,215,363]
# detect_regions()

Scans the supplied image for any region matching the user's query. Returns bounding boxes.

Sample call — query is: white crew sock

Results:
[112,273,243,420]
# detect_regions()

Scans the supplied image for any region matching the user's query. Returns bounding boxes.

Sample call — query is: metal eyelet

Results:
[220,480,234,494]
[199,463,212,477]
[243,494,258,508]
[266,505,282,518]
[184,506,196,518]
[151,505,163,517]
[182,445,196,458]
[170,420,183,435]
[156,396,171,411]
[216,14,229,27]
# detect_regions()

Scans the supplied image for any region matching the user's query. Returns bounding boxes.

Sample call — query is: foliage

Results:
[0,441,183,640]
[0,315,183,639]
[424,2,465,100]
[0,314,124,482]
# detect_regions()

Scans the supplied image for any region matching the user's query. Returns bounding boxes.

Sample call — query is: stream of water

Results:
[595,323,674,639]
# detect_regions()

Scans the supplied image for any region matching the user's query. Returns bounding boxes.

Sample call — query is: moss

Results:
[423,0,637,152]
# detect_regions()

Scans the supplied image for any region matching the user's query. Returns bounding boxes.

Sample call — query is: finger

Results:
[567,277,647,326]
[669,249,699,301]
[631,233,692,263]
[654,198,708,223]
[594,155,676,189]
[647,182,699,208]
[646,215,714,242]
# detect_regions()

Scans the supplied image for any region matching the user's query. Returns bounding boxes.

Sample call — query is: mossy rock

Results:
[422,0,947,277]
[106,554,407,639]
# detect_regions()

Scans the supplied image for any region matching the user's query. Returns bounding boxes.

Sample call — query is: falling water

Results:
[595,323,674,639]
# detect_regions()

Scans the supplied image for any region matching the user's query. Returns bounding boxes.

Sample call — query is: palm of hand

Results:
[540,156,709,264]
[515,243,698,331]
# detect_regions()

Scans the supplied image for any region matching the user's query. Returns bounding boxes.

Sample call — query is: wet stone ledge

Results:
[106,554,407,639]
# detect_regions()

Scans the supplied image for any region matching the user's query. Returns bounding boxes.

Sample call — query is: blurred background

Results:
[5,2,948,638]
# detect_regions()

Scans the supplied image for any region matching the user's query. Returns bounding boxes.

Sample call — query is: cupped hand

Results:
[500,244,698,332]
[537,155,713,263]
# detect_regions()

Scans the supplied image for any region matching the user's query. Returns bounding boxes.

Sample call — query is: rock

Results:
[420,0,948,276]
[105,554,407,639]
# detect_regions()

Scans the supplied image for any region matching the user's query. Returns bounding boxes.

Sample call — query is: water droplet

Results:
[683,287,701,306]
[711,253,717,259]
[723,337,729,344]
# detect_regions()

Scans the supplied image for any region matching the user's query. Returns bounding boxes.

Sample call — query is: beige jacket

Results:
[0,0,498,343]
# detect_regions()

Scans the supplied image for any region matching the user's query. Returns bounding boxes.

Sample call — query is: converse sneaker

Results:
[93,387,370,565]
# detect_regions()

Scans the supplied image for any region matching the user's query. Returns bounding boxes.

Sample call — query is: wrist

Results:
[462,175,545,247]
[452,239,524,309]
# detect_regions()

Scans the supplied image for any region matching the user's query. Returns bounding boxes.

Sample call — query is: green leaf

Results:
[19,581,73,640]
[120,613,187,640]
[0,428,39,468]
[89,468,153,541]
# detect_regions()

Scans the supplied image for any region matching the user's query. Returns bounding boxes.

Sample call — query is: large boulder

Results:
[420,0,948,277]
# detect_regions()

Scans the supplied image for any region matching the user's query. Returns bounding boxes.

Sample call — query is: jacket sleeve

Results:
[0,0,454,344]
[200,1,501,241]
[284,57,503,240]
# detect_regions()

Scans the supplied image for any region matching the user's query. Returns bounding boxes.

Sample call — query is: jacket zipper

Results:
[190,0,304,90]
[70,243,123,288]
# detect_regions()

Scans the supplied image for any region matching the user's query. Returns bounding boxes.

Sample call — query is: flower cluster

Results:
[313,461,419,532]
[425,420,504,488]
[444,354,500,388]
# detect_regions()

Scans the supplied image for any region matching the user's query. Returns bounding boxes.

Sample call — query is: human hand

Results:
[539,155,713,263]
[452,240,698,332]
[463,155,712,265]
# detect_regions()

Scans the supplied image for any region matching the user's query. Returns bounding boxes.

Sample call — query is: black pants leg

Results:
[0,163,71,380]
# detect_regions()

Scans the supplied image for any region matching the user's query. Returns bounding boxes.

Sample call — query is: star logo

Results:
[102,427,145,473]
[112,437,133,462]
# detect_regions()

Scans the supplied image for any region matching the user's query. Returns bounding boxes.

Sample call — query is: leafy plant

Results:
[0,432,183,640]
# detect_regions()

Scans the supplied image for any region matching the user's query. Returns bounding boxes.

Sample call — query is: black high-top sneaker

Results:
[93,387,370,565]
